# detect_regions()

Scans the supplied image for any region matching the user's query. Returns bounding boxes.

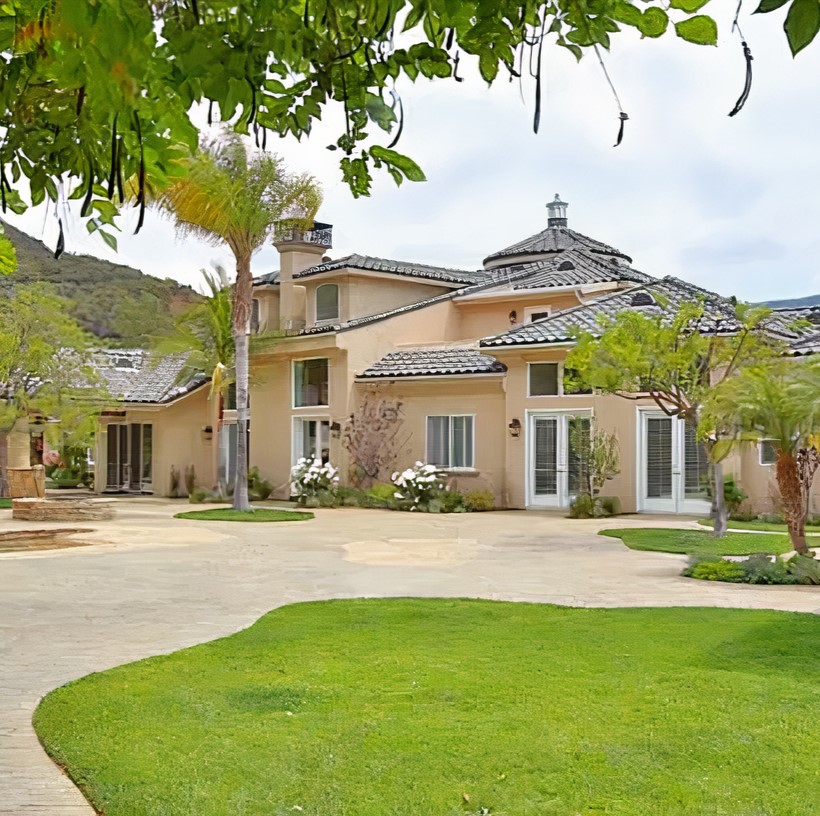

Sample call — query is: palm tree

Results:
[155,264,235,495]
[706,358,820,553]
[154,132,322,510]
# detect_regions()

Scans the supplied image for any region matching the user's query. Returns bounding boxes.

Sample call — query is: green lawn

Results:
[0,497,11,508]
[174,508,313,522]
[34,599,820,816]
[600,527,793,555]
[699,518,820,535]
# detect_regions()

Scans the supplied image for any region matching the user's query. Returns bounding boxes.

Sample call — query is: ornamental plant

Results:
[291,458,340,505]
[391,462,444,511]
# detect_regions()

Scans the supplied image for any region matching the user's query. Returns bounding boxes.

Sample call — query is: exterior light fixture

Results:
[330,421,341,437]
[509,310,517,325]
[508,418,521,438]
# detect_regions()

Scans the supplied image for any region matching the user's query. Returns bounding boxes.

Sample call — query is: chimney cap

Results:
[546,194,568,227]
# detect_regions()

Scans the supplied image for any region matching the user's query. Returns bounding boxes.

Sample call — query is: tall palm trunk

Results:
[776,451,808,554]
[231,253,253,512]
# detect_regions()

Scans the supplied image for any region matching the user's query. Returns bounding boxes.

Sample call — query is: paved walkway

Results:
[1,500,819,815]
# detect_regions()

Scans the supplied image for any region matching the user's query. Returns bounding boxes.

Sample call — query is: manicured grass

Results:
[699,518,820,535]
[174,508,313,522]
[34,599,820,816]
[0,497,11,508]
[600,527,793,555]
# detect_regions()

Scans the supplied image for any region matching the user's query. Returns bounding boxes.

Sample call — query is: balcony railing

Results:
[274,221,333,249]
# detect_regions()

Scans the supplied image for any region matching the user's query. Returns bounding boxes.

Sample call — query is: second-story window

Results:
[316,283,339,322]
[293,359,329,407]
[529,363,559,396]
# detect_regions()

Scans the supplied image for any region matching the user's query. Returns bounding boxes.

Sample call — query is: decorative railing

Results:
[274,221,333,249]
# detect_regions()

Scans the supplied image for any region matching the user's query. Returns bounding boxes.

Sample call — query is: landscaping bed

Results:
[174,508,313,523]
[698,517,820,534]
[599,527,793,555]
[34,599,820,816]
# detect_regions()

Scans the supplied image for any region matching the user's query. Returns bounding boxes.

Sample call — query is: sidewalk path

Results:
[2,500,818,815]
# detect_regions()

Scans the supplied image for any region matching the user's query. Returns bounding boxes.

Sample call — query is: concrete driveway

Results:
[1,499,819,815]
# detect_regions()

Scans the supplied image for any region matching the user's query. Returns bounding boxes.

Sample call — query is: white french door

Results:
[528,412,590,508]
[105,423,152,492]
[639,411,710,514]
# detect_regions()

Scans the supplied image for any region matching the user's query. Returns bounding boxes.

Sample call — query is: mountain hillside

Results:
[762,294,820,309]
[0,221,200,346]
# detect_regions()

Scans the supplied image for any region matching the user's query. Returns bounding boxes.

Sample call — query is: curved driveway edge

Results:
[1,500,818,815]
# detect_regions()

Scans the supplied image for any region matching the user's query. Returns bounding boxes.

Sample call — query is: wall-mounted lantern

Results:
[330,421,341,437]
[509,310,518,325]
[508,418,521,438]
[202,425,213,441]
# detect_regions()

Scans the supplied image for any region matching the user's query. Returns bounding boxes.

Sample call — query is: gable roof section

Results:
[358,346,507,379]
[96,350,208,404]
[480,277,814,349]
[483,226,632,267]
[253,270,280,286]
[295,253,487,286]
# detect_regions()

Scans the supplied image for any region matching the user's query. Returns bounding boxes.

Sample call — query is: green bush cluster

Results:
[683,554,820,585]
[568,494,621,519]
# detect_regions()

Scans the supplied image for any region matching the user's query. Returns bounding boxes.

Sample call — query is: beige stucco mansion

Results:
[94,198,820,516]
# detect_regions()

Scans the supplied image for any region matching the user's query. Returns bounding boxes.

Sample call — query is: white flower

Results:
[393,492,403,499]
[414,460,423,467]
[422,464,437,473]
[401,468,415,480]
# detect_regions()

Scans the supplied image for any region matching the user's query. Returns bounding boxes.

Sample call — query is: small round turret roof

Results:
[482,197,632,269]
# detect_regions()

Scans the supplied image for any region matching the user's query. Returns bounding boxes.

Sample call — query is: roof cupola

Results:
[547,194,568,227]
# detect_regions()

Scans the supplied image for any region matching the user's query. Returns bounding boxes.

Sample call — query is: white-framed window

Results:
[316,283,339,322]
[525,305,552,323]
[759,440,777,466]
[426,415,475,468]
[293,358,329,408]
[528,362,560,396]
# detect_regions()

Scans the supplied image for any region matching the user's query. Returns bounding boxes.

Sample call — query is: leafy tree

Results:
[0,283,107,468]
[703,359,820,553]
[566,298,782,536]
[0,0,804,268]
[153,132,321,510]
[155,264,234,495]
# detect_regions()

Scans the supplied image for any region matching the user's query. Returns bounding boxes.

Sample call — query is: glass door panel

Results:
[533,417,558,498]
[645,417,673,499]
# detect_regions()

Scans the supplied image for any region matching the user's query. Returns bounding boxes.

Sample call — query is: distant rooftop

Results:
[95,350,207,404]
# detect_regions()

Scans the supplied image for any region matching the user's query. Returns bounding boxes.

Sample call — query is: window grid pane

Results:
[530,363,559,396]
[294,359,329,407]
[684,423,710,498]
[534,418,557,495]
[426,416,450,467]
[316,284,339,321]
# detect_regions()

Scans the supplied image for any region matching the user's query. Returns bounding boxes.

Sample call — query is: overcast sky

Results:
[7,6,820,302]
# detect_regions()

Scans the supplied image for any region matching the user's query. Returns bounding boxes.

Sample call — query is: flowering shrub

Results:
[391,462,444,511]
[291,458,339,505]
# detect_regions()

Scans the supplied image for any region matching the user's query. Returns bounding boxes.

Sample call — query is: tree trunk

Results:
[712,459,728,538]
[231,252,253,512]
[776,450,809,554]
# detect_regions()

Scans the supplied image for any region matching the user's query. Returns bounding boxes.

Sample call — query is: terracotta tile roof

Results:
[95,350,208,403]
[359,346,507,379]
[483,226,632,267]
[480,277,815,349]
[295,253,487,286]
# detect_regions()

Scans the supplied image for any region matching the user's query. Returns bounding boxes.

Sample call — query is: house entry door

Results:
[640,412,709,514]
[528,413,591,508]
[105,423,152,492]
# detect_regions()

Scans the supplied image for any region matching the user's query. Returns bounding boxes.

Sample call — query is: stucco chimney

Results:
[273,221,333,332]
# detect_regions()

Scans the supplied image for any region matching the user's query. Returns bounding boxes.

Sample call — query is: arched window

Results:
[316,283,339,321]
